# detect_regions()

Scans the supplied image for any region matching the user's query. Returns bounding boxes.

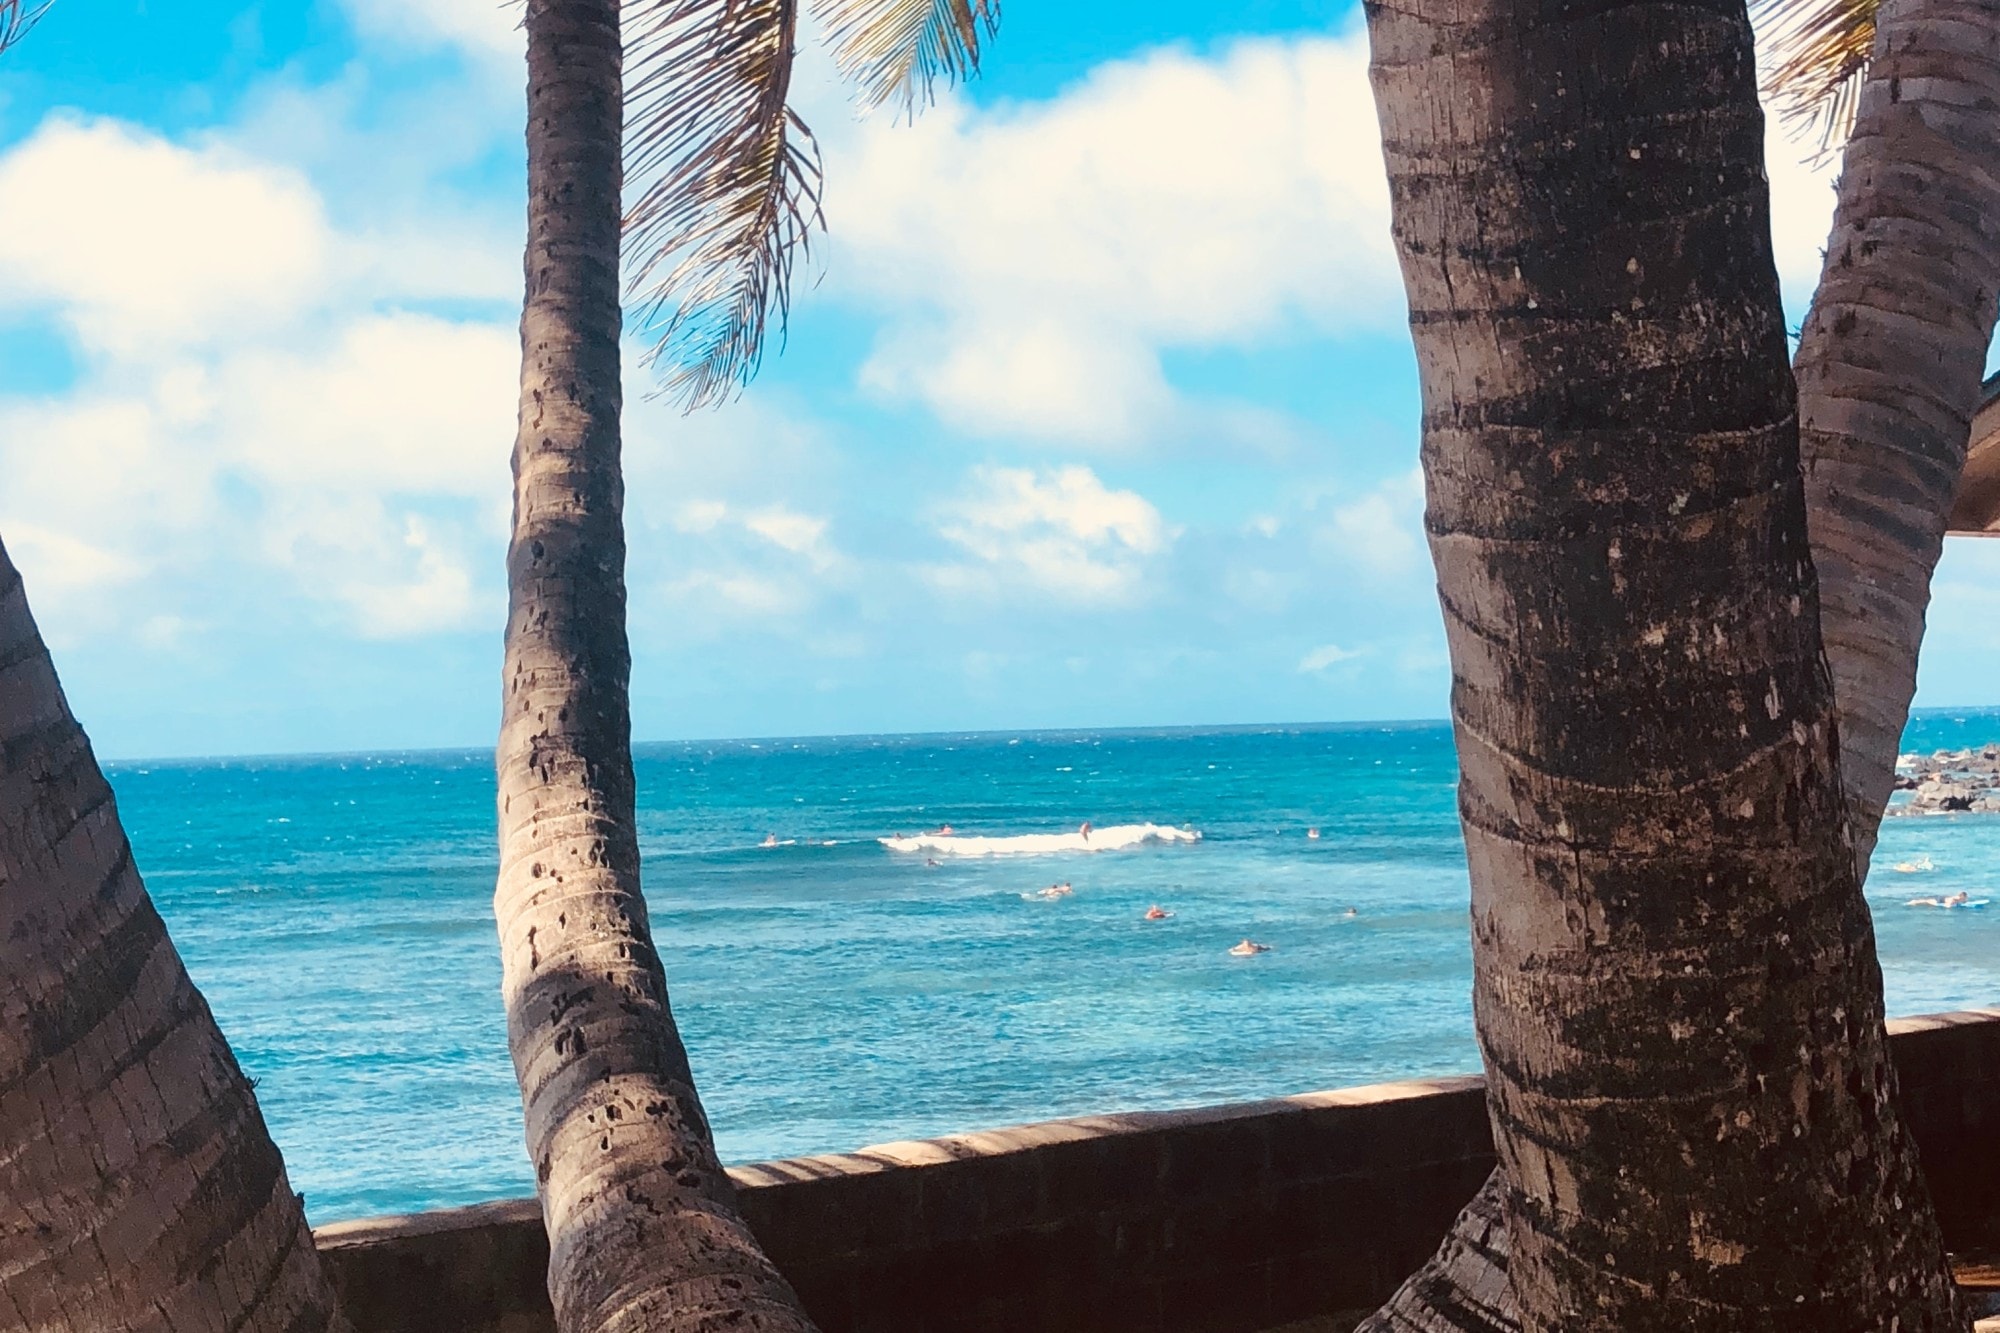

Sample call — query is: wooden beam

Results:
[1948,373,2000,536]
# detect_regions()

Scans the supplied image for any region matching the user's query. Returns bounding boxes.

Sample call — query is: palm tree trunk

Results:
[1354,1177,1515,1333]
[1358,0,1966,1327]
[0,536,349,1333]
[1799,0,2000,872]
[496,3,817,1330]
[1357,0,2000,1323]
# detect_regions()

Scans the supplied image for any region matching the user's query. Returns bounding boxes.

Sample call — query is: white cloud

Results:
[0,118,335,357]
[743,508,839,573]
[860,321,1173,445]
[0,390,218,584]
[819,23,1846,448]
[674,500,729,534]
[0,331,508,643]
[0,112,518,644]
[665,569,807,618]
[1316,468,1426,579]
[263,502,484,637]
[825,30,1399,444]
[1298,643,1364,673]
[648,497,850,626]
[218,314,516,497]
[1748,15,1844,313]
[668,500,844,571]
[1761,109,1839,312]
[933,465,1171,600]
[339,0,524,69]
[3,524,142,596]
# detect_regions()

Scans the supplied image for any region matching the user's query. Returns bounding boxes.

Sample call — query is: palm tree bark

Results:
[1357,0,2000,1322]
[1799,0,2000,871]
[1355,1178,1515,1333]
[496,2,818,1330]
[1357,0,1966,1327]
[0,537,349,1333]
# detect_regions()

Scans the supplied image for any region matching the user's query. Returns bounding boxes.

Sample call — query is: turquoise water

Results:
[113,715,2000,1225]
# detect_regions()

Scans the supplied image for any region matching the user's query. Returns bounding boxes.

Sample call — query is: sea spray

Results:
[880,823,1201,857]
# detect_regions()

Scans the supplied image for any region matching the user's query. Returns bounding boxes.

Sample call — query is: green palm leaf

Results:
[624,0,824,410]
[626,0,998,409]
[1755,0,1879,153]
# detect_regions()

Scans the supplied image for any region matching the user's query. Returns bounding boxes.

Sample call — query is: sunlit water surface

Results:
[111,714,2000,1223]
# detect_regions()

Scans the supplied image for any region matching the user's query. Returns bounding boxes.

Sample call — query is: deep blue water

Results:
[111,714,2000,1224]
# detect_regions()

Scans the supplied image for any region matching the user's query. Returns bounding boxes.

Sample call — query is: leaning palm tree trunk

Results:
[494,2,818,1329]
[1358,0,1966,1326]
[0,537,350,1333]
[1799,0,2000,870]
[1355,0,2000,1325]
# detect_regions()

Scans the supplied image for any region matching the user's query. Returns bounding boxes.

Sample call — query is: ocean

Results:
[112,714,2000,1225]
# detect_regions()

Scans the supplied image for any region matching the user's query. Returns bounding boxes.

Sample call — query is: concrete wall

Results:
[315,1008,2000,1333]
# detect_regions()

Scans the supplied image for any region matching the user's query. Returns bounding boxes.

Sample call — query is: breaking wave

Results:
[879,823,1201,857]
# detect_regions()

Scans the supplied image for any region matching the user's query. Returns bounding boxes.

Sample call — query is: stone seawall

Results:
[315,1008,2000,1333]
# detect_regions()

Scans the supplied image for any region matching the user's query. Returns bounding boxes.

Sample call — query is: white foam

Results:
[880,823,1201,857]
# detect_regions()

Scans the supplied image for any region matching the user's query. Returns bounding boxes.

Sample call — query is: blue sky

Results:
[2,0,1997,759]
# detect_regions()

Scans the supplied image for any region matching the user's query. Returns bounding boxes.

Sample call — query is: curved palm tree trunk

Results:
[1355,1177,1515,1333]
[1359,0,2000,1323]
[1800,0,2000,870]
[496,3,818,1330]
[1358,0,1966,1326]
[0,537,349,1333]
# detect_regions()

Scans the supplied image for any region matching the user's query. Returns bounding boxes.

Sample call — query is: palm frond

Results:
[625,0,825,410]
[0,0,51,56]
[1754,0,1879,156]
[815,0,999,117]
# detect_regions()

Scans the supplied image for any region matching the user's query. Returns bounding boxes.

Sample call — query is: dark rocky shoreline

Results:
[1893,746,2000,815]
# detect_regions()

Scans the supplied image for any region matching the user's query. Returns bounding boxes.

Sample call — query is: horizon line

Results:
[100,715,1458,768]
[93,702,2000,769]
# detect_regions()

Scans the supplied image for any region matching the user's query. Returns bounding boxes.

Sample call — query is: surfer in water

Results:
[1144,905,1173,921]
[1079,821,1092,842]
[1229,939,1271,957]
[1907,891,1980,908]
[760,834,778,848]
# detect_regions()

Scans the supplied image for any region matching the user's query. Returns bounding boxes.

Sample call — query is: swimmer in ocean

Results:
[938,824,954,836]
[1228,939,1271,957]
[1080,821,1092,841]
[1144,905,1173,921]
[1343,906,1358,918]
[1307,828,1320,840]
